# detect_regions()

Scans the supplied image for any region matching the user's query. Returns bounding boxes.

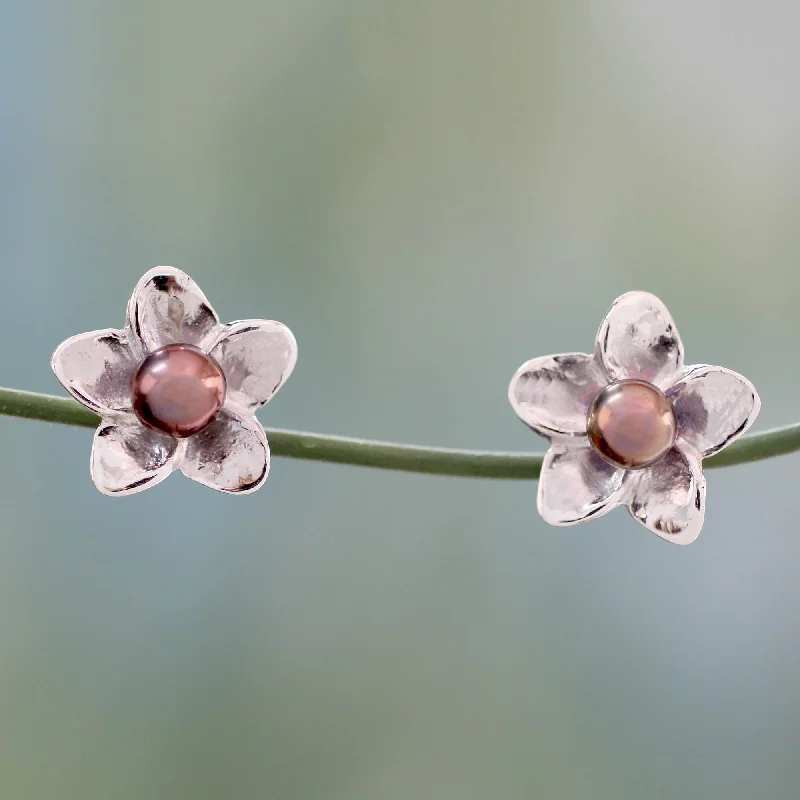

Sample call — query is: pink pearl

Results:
[587,379,676,469]
[131,344,226,438]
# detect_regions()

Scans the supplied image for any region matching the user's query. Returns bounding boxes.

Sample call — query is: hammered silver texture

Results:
[52,266,297,496]
[509,353,606,437]
[628,447,706,545]
[595,291,684,390]
[508,291,760,544]
[180,411,270,493]
[127,267,222,353]
[538,444,628,526]
[209,319,298,416]
[668,365,761,458]
[91,420,181,496]
[51,328,140,415]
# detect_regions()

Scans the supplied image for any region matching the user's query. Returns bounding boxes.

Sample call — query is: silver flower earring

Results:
[508,291,760,544]
[52,267,297,496]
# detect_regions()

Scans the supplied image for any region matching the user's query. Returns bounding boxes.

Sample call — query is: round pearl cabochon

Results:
[587,379,676,469]
[132,344,226,438]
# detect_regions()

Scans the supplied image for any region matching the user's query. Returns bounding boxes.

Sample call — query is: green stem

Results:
[0,386,795,479]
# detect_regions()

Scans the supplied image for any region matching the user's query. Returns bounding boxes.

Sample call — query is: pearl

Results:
[131,344,226,438]
[587,379,676,469]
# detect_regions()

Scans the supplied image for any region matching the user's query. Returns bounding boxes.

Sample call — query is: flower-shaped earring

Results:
[508,292,760,544]
[52,267,297,496]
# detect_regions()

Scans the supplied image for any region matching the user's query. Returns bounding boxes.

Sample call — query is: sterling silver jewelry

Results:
[508,291,760,544]
[52,267,297,496]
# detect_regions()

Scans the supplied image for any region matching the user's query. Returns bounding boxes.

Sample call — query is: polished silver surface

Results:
[538,444,629,526]
[209,319,297,416]
[667,364,761,458]
[509,291,761,544]
[52,266,297,496]
[180,410,270,493]
[127,268,221,353]
[628,448,706,544]
[595,291,684,389]
[510,353,606,437]
[50,328,139,415]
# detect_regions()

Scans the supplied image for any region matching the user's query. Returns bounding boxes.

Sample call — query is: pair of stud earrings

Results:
[52,267,760,545]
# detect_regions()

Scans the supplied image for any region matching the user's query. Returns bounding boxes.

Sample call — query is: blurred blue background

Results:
[2,1,799,797]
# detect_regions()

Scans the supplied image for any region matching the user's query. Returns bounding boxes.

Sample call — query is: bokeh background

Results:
[2,1,799,797]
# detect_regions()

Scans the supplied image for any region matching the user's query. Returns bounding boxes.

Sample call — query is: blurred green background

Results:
[2,1,799,797]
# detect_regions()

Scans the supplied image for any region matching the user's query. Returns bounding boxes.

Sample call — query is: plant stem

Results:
[0,387,795,479]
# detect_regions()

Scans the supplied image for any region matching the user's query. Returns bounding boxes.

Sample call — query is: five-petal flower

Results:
[508,292,760,544]
[52,267,297,496]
